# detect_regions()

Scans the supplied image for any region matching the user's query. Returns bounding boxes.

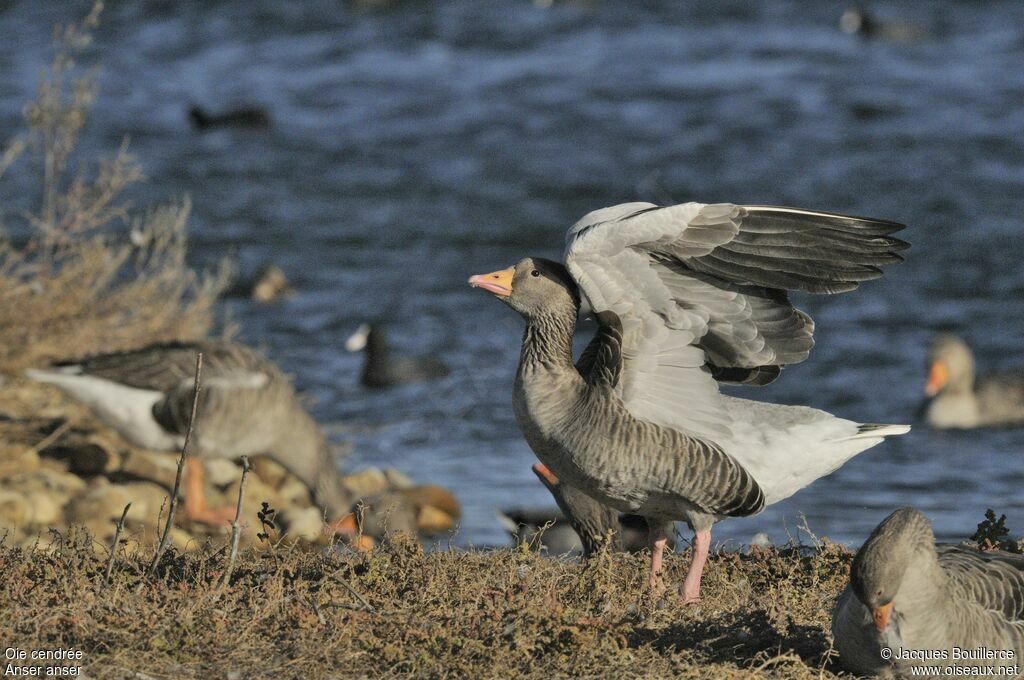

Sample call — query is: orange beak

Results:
[872,601,893,632]
[925,361,948,396]
[468,267,514,298]
[531,462,560,491]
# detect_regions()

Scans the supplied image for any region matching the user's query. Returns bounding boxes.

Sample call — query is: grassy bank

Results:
[0,531,853,679]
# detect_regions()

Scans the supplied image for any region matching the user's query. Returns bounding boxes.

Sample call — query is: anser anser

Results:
[923,334,1024,429]
[469,202,909,602]
[832,507,1024,677]
[188,104,270,131]
[25,340,354,528]
[345,323,450,388]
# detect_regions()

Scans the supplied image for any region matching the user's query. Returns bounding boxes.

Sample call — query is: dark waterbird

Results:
[345,323,450,389]
[188,104,271,131]
[470,201,909,602]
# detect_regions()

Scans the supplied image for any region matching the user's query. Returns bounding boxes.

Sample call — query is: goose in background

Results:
[470,201,909,602]
[188,104,270,131]
[345,323,450,388]
[839,7,929,43]
[832,507,1024,677]
[25,340,355,530]
[923,334,1024,429]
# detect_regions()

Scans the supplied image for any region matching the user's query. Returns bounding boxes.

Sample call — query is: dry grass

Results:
[0,2,227,373]
[0,529,854,679]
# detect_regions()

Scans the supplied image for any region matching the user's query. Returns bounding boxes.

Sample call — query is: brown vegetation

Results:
[0,528,854,679]
[0,2,227,374]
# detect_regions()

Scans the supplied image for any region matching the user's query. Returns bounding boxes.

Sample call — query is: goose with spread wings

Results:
[469,202,910,602]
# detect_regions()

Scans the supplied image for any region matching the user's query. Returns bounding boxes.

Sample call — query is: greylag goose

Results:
[469,201,909,602]
[923,334,1024,429]
[832,507,1024,677]
[188,104,270,131]
[345,323,450,388]
[25,341,354,528]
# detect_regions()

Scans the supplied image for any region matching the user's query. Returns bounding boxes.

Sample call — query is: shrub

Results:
[0,2,227,373]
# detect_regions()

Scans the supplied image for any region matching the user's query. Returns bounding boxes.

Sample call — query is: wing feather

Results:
[564,200,906,440]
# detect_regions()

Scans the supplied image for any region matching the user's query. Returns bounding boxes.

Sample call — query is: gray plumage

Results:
[833,507,1024,678]
[25,340,354,521]
[924,333,1024,429]
[470,201,910,600]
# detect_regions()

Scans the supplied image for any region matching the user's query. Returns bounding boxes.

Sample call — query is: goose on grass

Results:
[832,507,1024,677]
[25,340,355,530]
[469,201,910,602]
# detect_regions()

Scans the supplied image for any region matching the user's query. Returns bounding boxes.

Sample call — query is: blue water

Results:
[2,0,1024,547]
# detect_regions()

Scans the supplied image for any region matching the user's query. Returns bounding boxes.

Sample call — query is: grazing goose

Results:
[832,507,1024,677]
[469,202,909,602]
[923,334,1024,429]
[345,323,450,388]
[188,104,270,131]
[25,341,354,528]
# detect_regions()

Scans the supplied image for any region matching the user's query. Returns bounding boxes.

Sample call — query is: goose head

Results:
[925,334,974,396]
[468,257,579,319]
[850,507,935,636]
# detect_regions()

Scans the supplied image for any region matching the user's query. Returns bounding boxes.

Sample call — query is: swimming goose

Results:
[469,201,909,602]
[25,341,354,528]
[832,507,1024,677]
[345,323,450,388]
[923,334,1024,429]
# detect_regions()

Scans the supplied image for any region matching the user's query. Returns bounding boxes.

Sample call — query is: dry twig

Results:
[147,351,202,577]
[104,502,131,585]
[220,455,251,588]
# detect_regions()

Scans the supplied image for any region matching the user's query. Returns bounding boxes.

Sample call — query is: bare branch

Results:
[147,351,202,578]
[104,502,131,585]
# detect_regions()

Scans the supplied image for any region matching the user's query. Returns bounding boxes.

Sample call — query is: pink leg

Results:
[680,529,711,604]
[647,522,669,596]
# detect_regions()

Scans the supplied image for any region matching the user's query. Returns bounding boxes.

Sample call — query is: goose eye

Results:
[530,270,540,277]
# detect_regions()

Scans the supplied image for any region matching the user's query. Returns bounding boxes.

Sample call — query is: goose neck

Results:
[521,309,576,371]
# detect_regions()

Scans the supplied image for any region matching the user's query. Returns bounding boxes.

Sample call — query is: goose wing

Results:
[938,544,1024,620]
[564,202,907,440]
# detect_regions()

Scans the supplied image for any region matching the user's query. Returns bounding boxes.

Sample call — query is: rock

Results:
[25,493,61,526]
[399,485,461,519]
[3,467,86,502]
[65,480,134,525]
[277,474,312,509]
[0,445,40,479]
[278,506,325,542]
[204,459,240,487]
[0,489,29,529]
[171,527,197,552]
[119,449,180,488]
[119,482,172,525]
[342,467,389,499]
[383,467,415,490]
[358,492,417,538]
[43,431,122,475]
[250,456,288,489]
[417,505,457,534]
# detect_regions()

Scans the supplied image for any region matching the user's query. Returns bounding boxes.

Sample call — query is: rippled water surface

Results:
[3,0,1024,547]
